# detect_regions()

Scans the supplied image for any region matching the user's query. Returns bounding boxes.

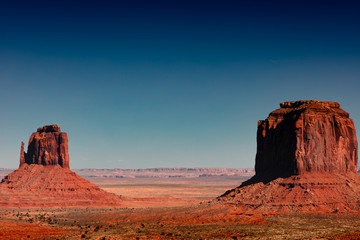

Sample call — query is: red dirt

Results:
[0,220,71,239]
[219,172,360,214]
[0,164,123,207]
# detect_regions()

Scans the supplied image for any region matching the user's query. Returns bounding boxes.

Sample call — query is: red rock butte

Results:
[256,100,357,180]
[20,124,69,168]
[0,125,123,208]
[219,100,360,213]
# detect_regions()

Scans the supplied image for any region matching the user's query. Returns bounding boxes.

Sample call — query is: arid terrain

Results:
[77,167,254,201]
[1,170,360,239]
[2,206,360,239]
[2,0,360,238]
[2,102,360,240]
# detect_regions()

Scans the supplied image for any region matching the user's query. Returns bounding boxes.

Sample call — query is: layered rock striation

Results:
[0,164,123,207]
[219,100,360,213]
[20,124,69,168]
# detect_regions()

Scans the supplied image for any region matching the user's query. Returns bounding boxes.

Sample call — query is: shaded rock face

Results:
[20,124,69,168]
[255,100,358,180]
[218,100,360,214]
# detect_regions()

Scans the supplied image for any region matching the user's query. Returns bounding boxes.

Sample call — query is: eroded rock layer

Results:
[0,165,122,207]
[256,100,357,179]
[20,124,69,168]
[220,172,360,213]
[219,100,360,213]
[0,124,123,207]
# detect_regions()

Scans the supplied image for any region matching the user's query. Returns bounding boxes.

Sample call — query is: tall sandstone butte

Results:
[219,100,360,213]
[255,100,357,180]
[20,124,69,168]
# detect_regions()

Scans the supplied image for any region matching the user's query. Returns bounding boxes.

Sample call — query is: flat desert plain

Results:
[93,176,249,199]
[1,170,360,239]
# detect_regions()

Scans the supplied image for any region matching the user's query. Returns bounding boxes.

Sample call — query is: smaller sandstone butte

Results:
[20,124,69,168]
[0,125,123,208]
[255,100,357,182]
[219,100,360,213]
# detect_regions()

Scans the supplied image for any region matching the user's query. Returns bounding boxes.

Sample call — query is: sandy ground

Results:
[1,175,360,239]
[1,206,360,239]
[89,175,248,200]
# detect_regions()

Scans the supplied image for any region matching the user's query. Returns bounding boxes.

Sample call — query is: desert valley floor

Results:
[1,169,360,239]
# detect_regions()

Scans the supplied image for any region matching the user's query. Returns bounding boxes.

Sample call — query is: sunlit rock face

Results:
[255,100,358,179]
[20,124,69,168]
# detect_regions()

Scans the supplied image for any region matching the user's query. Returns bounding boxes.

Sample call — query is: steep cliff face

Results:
[255,100,357,179]
[219,100,360,213]
[20,124,69,168]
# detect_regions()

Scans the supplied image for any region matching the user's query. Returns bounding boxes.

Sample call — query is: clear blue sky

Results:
[1,1,360,169]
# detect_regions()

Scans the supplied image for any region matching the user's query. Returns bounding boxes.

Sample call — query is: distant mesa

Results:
[20,124,69,168]
[219,100,360,213]
[0,124,122,208]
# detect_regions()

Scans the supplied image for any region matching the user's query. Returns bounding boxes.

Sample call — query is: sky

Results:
[0,0,360,169]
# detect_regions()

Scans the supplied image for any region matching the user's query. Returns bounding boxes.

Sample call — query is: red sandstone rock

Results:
[219,172,360,213]
[20,124,70,168]
[0,164,123,207]
[0,124,123,207]
[19,141,25,167]
[219,100,360,213]
[256,100,357,179]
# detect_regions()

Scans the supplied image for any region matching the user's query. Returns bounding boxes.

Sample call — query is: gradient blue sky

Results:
[1,1,360,169]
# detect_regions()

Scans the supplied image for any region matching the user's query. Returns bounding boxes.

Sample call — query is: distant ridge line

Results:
[1,167,255,180]
[75,167,254,171]
[73,167,255,179]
